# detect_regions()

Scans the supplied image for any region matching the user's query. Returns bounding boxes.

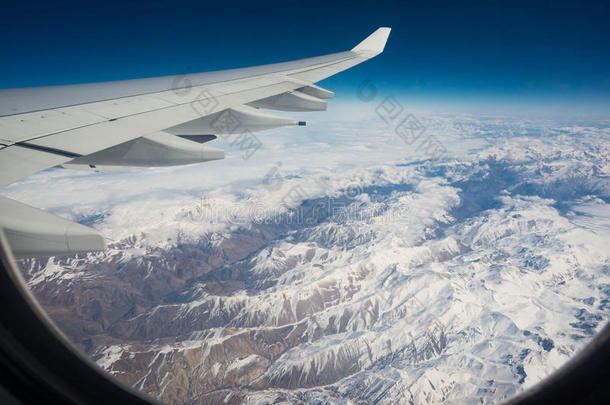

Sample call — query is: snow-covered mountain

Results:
[8,111,610,404]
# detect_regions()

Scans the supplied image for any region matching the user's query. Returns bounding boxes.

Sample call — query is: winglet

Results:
[352,27,391,55]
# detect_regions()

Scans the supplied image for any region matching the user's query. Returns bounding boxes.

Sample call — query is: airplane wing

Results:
[0,27,391,258]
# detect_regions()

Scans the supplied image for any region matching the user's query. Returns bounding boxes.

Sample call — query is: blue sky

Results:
[1,0,609,116]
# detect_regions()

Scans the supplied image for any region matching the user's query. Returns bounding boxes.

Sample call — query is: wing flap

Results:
[0,196,106,258]
[248,90,327,112]
[0,145,72,188]
[297,84,334,99]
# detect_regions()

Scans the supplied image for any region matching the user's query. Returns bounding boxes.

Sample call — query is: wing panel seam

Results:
[16,142,83,158]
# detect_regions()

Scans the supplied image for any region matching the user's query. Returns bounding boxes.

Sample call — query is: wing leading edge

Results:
[0,27,391,258]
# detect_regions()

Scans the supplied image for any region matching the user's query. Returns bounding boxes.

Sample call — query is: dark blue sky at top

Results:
[1,0,609,115]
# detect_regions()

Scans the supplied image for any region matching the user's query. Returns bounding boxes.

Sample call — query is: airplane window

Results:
[1,2,609,405]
